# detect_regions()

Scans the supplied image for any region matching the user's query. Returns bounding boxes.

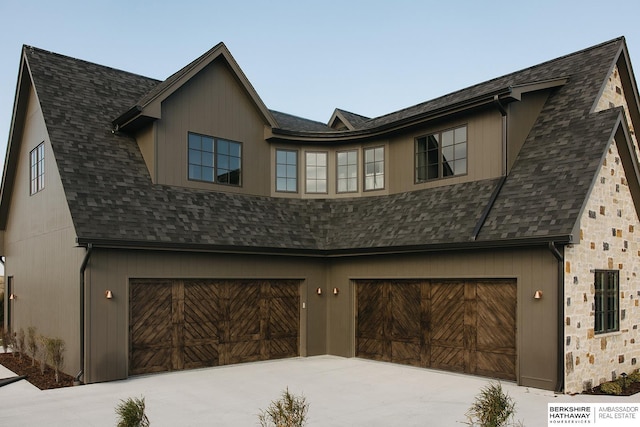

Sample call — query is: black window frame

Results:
[30,142,45,195]
[415,125,467,183]
[594,270,619,334]
[187,132,242,186]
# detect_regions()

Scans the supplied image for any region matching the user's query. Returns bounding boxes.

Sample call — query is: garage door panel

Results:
[229,340,261,364]
[391,341,421,366]
[356,279,516,381]
[269,337,299,359]
[130,279,299,376]
[476,351,516,381]
[357,337,384,360]
[390,283,421,341]
[130,348,171,375]
[431,345,465,372]
[270,297,298,337]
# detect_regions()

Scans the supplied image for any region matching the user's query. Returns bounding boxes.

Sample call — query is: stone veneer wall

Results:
[563,66,640,394]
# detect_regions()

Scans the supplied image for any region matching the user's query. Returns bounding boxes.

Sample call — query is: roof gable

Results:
[2,38,637,256]
[114,43,278,131]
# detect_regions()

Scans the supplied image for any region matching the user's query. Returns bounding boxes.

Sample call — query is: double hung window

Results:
[364,146,384,190]
[337,150,358,193]
[306,152,327,193]
[594,270,619,334]
[276,149,298,192]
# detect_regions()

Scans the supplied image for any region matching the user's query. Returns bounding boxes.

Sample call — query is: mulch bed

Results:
[0,352,75,390]
[583,380,640,396]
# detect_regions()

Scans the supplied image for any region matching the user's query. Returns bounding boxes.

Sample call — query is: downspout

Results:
[472,96,508,240]
[75,243,93,385]
[548,242,564,393]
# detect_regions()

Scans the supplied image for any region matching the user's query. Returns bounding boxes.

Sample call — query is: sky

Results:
[1,1,640,276]
[2,1,640,168]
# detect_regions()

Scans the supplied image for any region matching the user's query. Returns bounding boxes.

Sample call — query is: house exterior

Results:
[1,37,639,394]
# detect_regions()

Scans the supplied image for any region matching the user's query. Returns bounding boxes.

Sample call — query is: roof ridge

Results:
[22,45,162,84]
[361,37,625,126]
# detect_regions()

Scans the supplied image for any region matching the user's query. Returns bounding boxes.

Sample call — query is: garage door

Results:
[356,279,516,380]
[130,279,299,375]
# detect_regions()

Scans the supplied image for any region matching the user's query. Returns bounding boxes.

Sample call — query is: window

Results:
[188,132,241,186]
[416,125,467,182]
[30,142,45,195]
[364,146,384,190]
[306,152,327,193]
[276,149,298,192]
[337,150,358,193]
[594,270,619,334]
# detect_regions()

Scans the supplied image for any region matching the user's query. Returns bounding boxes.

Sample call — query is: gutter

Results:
[75,243,93,385]
[471,96,509,240]
[548,242,565,393]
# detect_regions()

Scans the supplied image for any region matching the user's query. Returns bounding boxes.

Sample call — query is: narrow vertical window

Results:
[188,133,214,182]
[594,270,619,334]
[30,142,45,195]
[337,150,358,193]
[364,146,384,191]
[306,152,327,193]
[276,149,298,192]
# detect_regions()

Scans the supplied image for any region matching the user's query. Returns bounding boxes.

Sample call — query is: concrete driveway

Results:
[0,355,636,426]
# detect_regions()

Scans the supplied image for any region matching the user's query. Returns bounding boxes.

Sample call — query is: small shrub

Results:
[27,326,38,366]
[115,396,150,427]
[38,335,48,374]
[1,328,10,353]
[258,387,309,427]
[15,328,25,359]
[465,381,520,427]
[600,381,622,395]
[44,337,65,383]
[627,370,640,383]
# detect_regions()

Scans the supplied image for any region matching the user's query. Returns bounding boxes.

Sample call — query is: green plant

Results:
[258,388,309,427]
[627,370,640,383]
[600,381,622,395]
[44,337,65,383]
[27,326,38,366]
[115,396,150,427]
[464,381,520,427]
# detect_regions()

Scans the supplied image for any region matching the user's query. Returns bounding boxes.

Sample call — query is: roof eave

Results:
[76,234,573,258]
[268,87,515,143]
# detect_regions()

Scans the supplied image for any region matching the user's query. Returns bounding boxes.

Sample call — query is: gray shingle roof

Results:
[19,38,627,254]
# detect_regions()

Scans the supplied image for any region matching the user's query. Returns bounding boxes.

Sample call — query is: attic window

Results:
[30,142,45,195]
[416,125,467,182]
[188,132,241,186]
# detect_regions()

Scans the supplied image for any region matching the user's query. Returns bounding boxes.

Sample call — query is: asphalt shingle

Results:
[20,38,626,254]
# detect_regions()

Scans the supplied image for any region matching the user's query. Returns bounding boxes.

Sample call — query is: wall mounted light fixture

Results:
[316,287,322,296]
[534,290,543,300]
[333,287,339,296]
[105,290,113,299]
[9,293,16,300]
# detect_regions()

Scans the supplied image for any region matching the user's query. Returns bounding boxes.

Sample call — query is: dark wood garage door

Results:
[130,279,299,375]
[356,279,516,380]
